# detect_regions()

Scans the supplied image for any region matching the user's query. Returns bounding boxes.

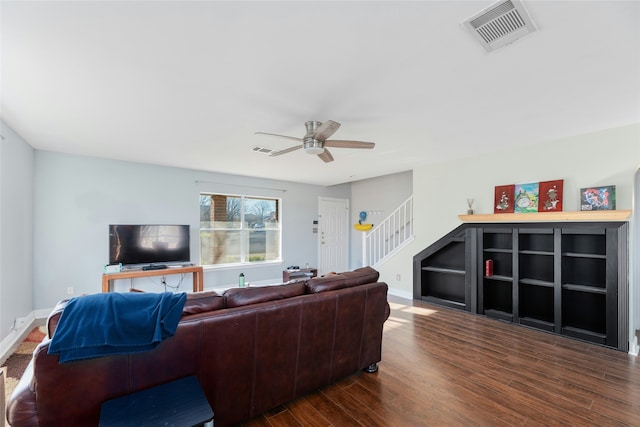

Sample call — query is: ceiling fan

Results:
[255,120,375,163]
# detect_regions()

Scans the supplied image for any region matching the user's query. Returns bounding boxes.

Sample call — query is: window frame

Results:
[199,192,282,268]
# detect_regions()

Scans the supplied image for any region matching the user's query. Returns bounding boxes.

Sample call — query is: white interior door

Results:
[318,197,349,275]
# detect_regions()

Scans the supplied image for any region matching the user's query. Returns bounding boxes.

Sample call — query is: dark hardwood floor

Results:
[241,295,640,426]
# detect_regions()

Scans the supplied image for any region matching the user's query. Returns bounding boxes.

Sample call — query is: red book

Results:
[485,259,494,277]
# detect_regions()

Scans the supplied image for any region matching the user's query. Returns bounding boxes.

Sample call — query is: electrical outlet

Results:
[67,287,74,295]
[396,274,401,281]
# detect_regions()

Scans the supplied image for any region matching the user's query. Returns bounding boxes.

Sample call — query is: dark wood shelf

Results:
[519,250,553,256]
[519,278,554,287]
[562,326,607,344]
[422,266,465,275]
[484,248,512,253]
[484,274,512,282]
[484,309,513,322]
[562,252,606,259]
[520,317,555,332]
[562,283,607,294]
[422,296,466,309]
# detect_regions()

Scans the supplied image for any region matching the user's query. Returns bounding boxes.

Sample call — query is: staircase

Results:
[362,196,414,268]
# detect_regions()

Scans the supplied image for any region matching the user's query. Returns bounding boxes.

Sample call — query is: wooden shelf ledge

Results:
[459,210,631,223]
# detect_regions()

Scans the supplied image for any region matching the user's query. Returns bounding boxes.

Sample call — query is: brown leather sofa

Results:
[7,267,389,427]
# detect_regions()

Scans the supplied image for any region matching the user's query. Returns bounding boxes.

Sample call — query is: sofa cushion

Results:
[305,274,346,293]
[224,283,306,308]
[306,267,380,293]
[182,291,225,315]
[342,267,380,286]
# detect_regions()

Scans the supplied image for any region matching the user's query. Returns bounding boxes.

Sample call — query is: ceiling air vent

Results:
[252,146,277,155]
[462,0,537,52]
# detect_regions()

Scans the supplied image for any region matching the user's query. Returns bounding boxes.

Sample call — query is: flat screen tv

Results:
[109,224,190,266]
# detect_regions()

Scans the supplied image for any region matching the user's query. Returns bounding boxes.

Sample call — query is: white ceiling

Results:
[2,1,639,186]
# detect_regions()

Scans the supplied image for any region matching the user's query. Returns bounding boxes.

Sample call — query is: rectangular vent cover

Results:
[463,0,537,52]
[252,146,277,155]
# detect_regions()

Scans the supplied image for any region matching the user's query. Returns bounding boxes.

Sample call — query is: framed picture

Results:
[494,184,515,213]
[538,179,563,212]
[514,182,539,213]
[580,185,616,211]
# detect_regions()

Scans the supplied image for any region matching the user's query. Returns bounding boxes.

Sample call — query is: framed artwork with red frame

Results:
[494,184,515,213]
[538,179,564,212]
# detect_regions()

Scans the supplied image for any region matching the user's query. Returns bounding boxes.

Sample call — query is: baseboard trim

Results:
[0,308,51,365]
[387,287,412,300]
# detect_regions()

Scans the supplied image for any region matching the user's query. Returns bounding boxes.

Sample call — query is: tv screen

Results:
[109,224,190,266]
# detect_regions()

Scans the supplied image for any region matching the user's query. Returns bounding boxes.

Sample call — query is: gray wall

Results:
[349,170,413,269]
[32,151,349,307]
[0,123,34,341]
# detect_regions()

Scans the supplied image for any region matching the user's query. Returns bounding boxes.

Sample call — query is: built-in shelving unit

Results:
[413,226,472,311]
[413,214,629,351]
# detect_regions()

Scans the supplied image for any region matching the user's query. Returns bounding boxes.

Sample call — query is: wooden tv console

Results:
[102,265,204,293]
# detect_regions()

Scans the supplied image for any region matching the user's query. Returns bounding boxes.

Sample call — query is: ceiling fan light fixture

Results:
[303,138,325,155]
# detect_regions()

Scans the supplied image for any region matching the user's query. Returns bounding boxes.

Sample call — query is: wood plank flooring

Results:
[241,295,640,426]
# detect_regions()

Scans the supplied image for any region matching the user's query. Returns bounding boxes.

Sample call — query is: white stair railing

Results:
[362,195,414,267]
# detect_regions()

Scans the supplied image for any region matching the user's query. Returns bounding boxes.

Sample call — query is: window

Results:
[199,193,281,266]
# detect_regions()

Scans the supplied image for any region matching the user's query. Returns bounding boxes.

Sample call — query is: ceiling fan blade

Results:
[255,132,303,143]
[269,145,302,157]
[313,120,341,141]
[324,140,375,149]
[317,149,334,163]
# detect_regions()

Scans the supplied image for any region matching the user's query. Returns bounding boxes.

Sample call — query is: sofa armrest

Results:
[6,359,39,427]
[47,298,70,338]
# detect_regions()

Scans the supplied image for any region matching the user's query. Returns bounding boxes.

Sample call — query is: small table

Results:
[99,375,214,427]
[282,268,317,282]
[102,265,204,293]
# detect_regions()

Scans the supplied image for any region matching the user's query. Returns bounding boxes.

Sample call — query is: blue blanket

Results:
[48,292,186,363]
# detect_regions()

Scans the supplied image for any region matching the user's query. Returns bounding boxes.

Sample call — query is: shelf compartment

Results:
[421,270,466,306]
[519,253,554,283]
[561,256,605,289]
[519,229,554,252]
[562,289,606,337]
[482,229,513,250]
[483,251,512,277]
[519,283,554,325]
[561,230,605,256]
[422,241,465,271]
[483,279,513,315]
